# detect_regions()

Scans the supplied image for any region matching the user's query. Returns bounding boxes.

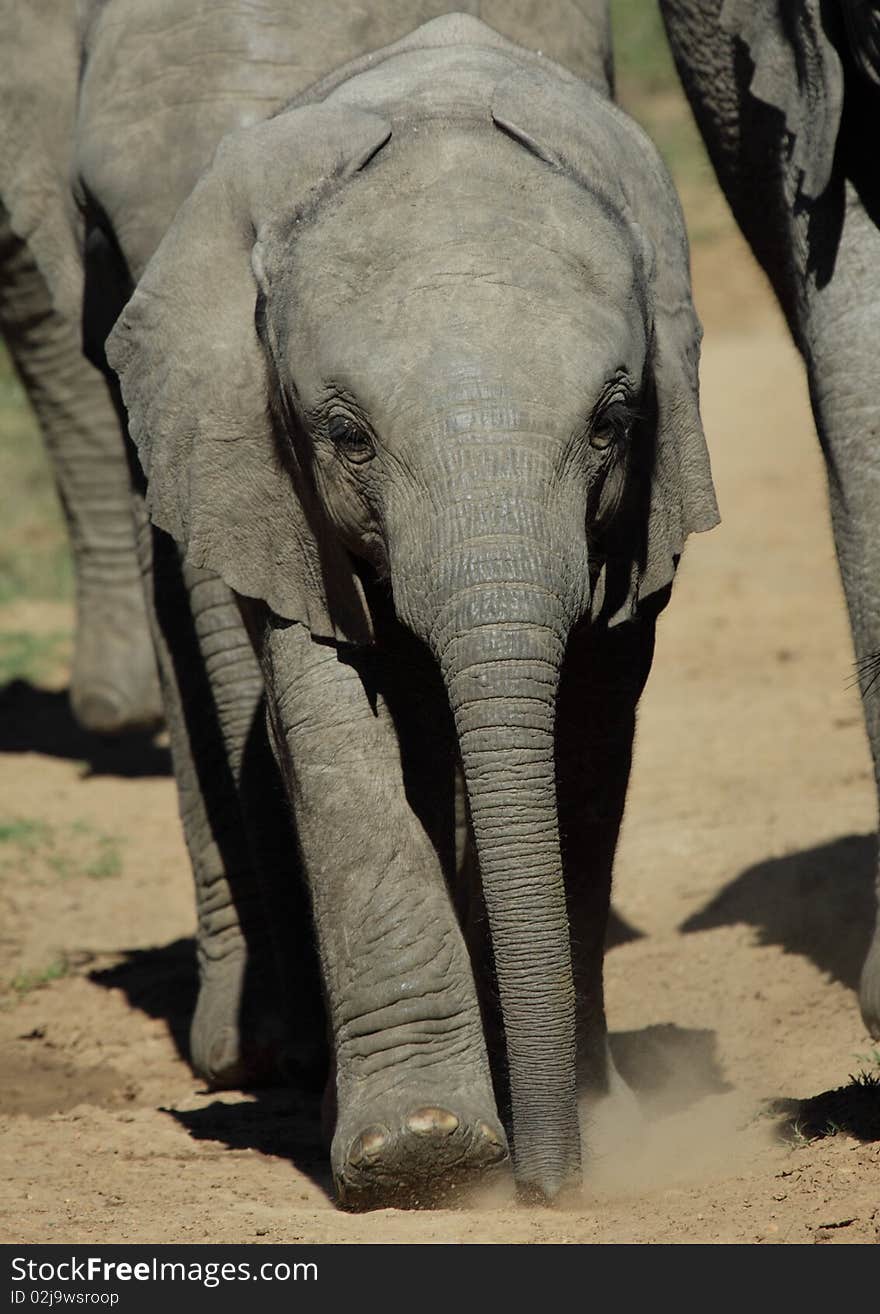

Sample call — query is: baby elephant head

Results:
[108,50,717,1202]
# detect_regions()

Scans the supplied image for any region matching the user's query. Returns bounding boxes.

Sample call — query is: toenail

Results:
[348,1125,389,1164]
[406,1107,460,1135]
[477,1121,507,1160]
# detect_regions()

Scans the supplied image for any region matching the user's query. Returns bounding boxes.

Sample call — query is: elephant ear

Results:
[107,106,392,645]
[720,0,844,203]
[492,71,719,625]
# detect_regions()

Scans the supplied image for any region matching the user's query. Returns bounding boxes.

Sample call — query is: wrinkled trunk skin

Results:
[439,599,579,1196]
[392,444,590,1199]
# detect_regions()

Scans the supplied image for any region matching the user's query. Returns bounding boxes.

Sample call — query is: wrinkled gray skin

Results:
[0,3,160,734]
[6,1,718,1206]
[659,0,880,1041]
[0,210,161,733]
[108,14,717,1204]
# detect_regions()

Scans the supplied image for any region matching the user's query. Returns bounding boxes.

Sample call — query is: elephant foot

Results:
[332,1095,509,1210]
[71,677,163,736]
[190,955,299,1090]
[70,585,163,735]
[859,920,880,1038]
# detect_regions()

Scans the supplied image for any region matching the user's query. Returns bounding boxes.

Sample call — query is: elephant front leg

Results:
[556,616,657,1158]
[261,622,508,1209]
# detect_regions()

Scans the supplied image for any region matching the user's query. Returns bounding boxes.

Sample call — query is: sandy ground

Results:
[1,228,879,1245]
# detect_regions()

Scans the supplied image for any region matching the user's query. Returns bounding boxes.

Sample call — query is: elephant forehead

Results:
[279,130,647,408]
[290,126,642,309]
[296,284,644,401]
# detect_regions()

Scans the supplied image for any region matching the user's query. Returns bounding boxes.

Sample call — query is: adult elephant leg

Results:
[0,208,161,734]
[556,614,656,1147]
[803,180,880,1037]
[660,0,880,1035]
[139,509,323,1088]
[256,616,507,1209]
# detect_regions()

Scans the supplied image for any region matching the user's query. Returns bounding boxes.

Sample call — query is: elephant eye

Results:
[328,413,375,464]
[590,399,634,453]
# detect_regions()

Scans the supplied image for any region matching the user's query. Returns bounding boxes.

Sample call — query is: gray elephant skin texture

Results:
[0,0,161,734]
[6,2,717,1208]
[659,0,880,1043]
[0,0,613,745]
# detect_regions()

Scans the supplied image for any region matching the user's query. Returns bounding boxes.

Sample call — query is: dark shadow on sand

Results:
[166,1094,331,1197]
[610,1023,732,1115]
[680,833,876,991]
[0,679,171,777]
[769,1075,880,1144]
[89,937,329,1195]
[605,906,643,951]
[89,938,197,1064]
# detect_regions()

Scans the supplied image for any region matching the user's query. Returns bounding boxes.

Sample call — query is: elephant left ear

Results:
[720,0,844,203]
[491,70,719,626]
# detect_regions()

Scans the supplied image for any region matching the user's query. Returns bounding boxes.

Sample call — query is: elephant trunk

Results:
[440,608,579,1198]
[394,484,588,1199]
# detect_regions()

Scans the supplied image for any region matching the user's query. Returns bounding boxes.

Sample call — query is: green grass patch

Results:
[611,0,726,240]
[9,956,70,996]
[0,630,72,684]
[0,817,51,848]
[612,0,681,96]
[0,814,124,881]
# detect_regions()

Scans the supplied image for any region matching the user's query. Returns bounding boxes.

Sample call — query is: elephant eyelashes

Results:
[328,413,375,464]
[590,398,635,453]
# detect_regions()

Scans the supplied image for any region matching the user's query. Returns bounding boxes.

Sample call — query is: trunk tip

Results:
[515,1169,582,1209]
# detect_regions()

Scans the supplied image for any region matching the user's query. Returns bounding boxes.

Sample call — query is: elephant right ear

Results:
[106,107,392,645]
[720,0,844,202]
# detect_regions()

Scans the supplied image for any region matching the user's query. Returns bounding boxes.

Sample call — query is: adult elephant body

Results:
[0,1,159,735]
[4,1,718,1205]
[659,0,880,1038]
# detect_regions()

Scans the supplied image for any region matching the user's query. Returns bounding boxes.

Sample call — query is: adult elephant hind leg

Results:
[556,615,657,1159]
[259,619,508,1209]
[0,210,161,735]
[804,181,880,1037]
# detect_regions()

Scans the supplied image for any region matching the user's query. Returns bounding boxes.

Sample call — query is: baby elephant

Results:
[109,15,717,1206]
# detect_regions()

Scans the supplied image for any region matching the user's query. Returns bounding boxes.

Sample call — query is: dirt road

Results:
[1,230,878,1244]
